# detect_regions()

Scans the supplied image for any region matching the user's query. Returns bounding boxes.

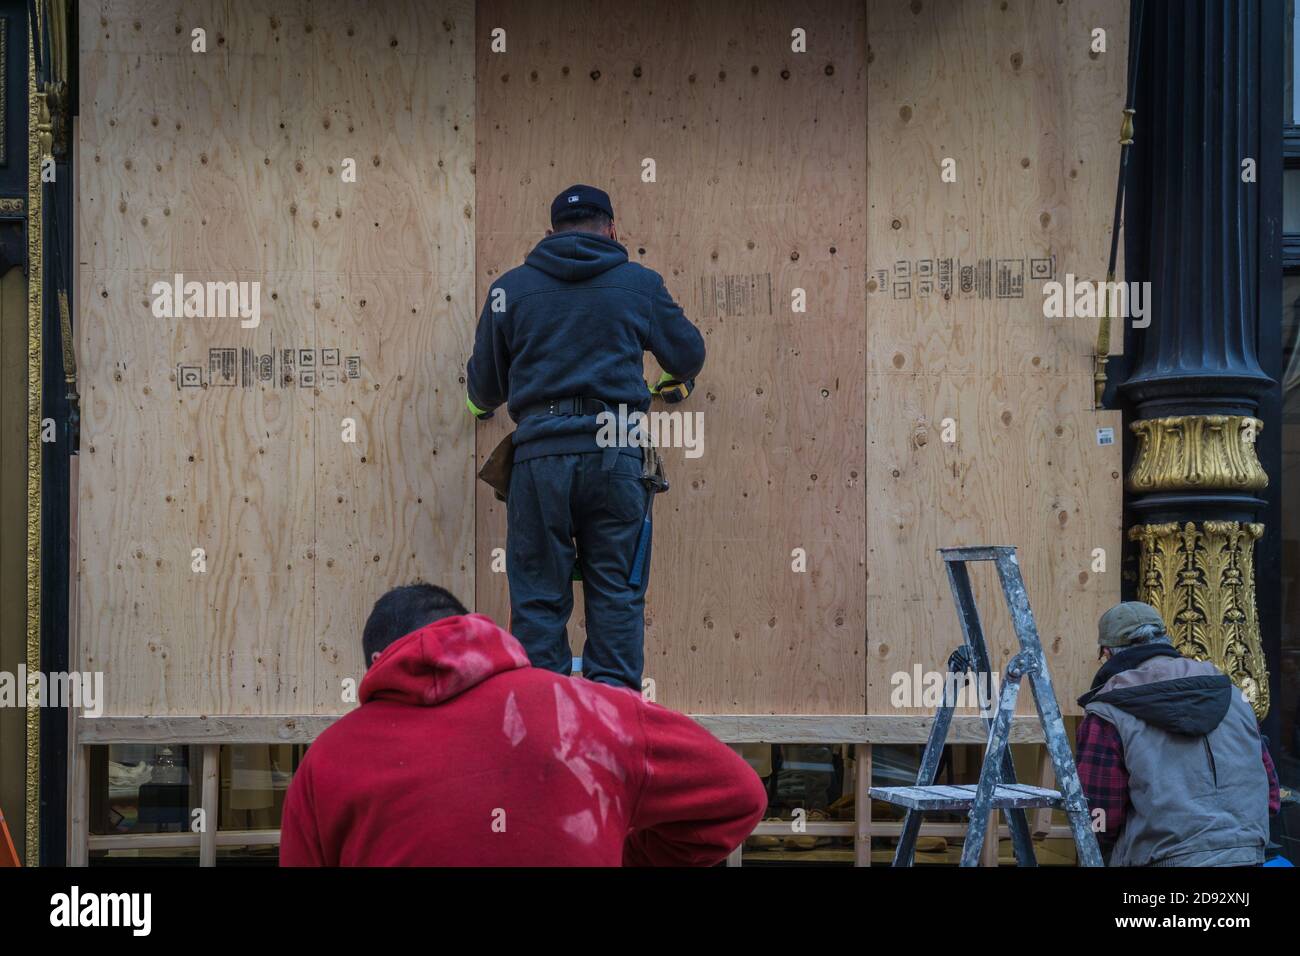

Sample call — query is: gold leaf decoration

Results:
[1129,521,1269,719]
[1127,415,1268,493]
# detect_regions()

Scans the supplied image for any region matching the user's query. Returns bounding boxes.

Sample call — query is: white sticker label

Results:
[1096,427,1115,446]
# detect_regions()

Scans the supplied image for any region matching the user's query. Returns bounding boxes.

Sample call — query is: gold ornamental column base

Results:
[1128,521,1269,720]
[1126,415,1267,494]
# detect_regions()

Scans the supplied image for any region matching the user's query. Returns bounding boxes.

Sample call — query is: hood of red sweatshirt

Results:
[359,613,532,707]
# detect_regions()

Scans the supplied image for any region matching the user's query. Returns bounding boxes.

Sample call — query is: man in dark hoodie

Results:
[465,185,705,691]
[279,583,767,866]
[1076,601,1280,866]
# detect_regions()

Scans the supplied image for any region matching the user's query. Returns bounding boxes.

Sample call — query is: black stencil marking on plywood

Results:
[937,258,953,298]
[871,254,1055,301]
[210,347,237,386]
[700,273,773,317]
[179,342,362,390]
[996,259,1025,299]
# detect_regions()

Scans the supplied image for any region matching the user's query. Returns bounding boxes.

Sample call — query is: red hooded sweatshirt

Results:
[279,614,767,866]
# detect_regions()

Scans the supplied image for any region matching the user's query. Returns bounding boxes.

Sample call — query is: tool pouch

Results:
[478,432,516,502]
[640,442,669,494]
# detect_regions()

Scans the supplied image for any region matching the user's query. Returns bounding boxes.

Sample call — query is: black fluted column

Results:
[1120,0,1276,718]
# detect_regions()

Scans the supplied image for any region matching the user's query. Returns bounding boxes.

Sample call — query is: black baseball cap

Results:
[550,184,614,227]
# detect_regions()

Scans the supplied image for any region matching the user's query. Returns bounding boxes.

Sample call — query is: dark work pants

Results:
[506,451,650,690]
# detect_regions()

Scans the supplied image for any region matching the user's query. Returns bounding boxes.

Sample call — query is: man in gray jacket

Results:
[1076,602,1279,866]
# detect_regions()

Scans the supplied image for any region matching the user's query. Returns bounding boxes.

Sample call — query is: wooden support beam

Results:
[1032,746,1057,838]
[872,822,1074,839]
[87,829,281,851]
[981,809,1001,867]
[88,832,200,851]
[68,744,88,867]
[77,713,1049,746]
[750,820,854,837]
[726,745,745,867]
[697,715,1048,744]
[854,743,871,867]
[198,744,219,867]
[66,455,84,866]
[81,818,1073,853]
[78,716,338,745]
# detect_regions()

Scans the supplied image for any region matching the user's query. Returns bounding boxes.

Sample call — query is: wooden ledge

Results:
[76,713,1048,746]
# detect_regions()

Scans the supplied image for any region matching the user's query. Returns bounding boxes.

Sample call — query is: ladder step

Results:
[870,783,1063,812]
[939,545,1015,562]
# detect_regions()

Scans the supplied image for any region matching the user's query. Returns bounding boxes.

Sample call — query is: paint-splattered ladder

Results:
[869,546,1104,867]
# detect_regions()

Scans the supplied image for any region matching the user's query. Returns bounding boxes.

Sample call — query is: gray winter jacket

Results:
[1081,649,1268,867]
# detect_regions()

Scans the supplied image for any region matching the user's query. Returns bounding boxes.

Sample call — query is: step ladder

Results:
[869,546,1103,867]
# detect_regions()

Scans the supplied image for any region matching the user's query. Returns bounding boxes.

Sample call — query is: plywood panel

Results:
[77,0,1124,724]
[866,0,1126,714]
[475,0,869,713]
[77,0,476,716]
[866,373,1122,714]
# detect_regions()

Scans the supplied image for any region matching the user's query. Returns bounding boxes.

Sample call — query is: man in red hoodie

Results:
[280,583,768,866]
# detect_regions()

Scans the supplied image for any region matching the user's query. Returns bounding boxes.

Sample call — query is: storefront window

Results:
[88,744,304,864]
[1287,168,1300,234]
[220,745,299,833]
[90,744,199,839]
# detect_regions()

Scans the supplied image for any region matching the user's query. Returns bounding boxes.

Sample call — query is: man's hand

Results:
[466,394,495,420]
[650,371,694,404]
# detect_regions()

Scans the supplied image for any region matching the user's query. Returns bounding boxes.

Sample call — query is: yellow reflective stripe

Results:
[466,394,489,417]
